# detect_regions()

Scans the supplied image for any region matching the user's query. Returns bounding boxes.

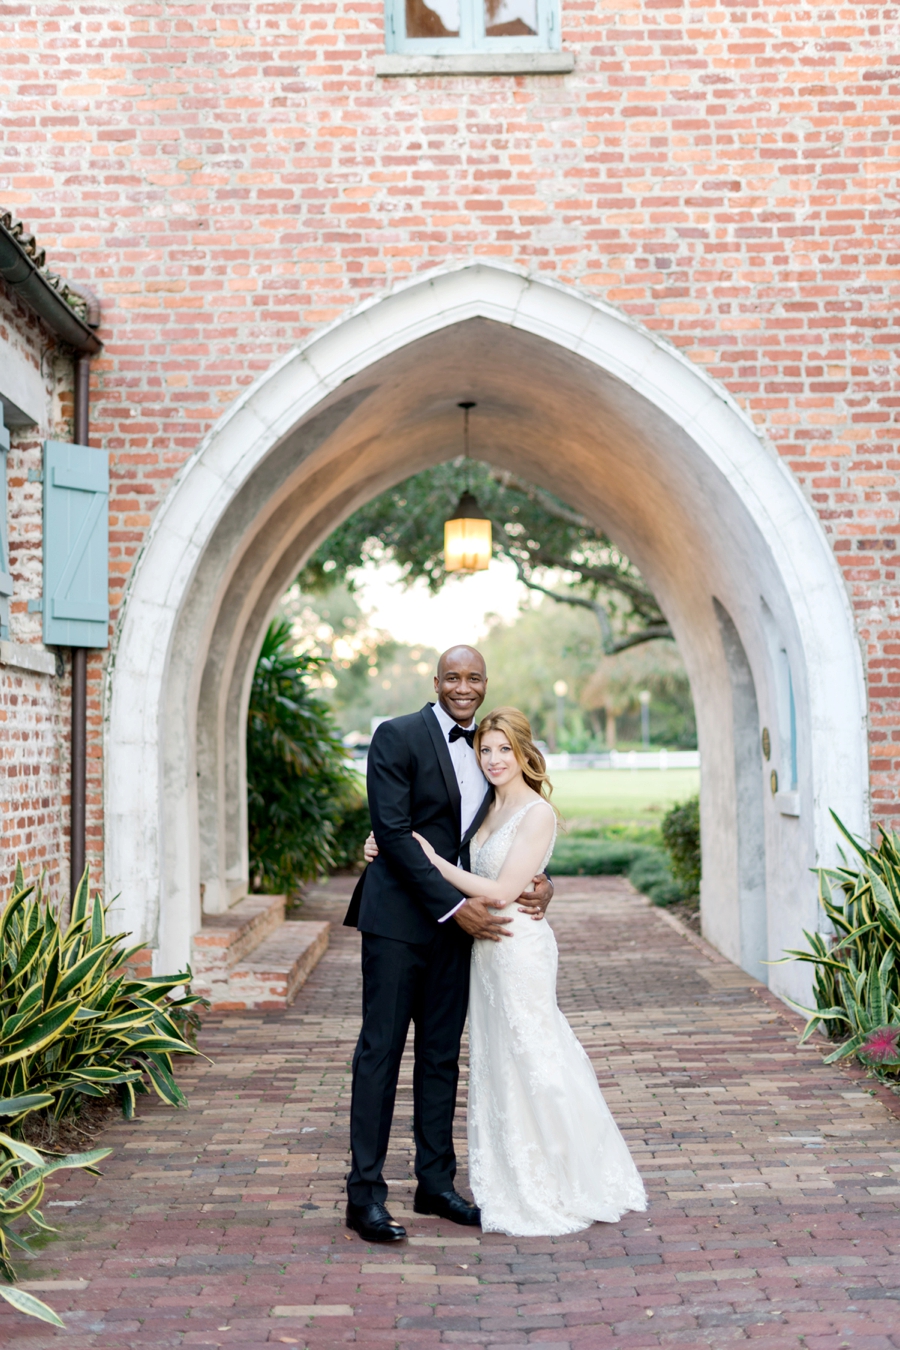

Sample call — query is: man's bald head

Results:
[434,645,488,726]
[437,644,486,679]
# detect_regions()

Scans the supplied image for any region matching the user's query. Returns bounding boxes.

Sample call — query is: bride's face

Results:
[478,729,523,789]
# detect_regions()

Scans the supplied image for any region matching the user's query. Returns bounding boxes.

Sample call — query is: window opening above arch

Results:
[386,0,560,54]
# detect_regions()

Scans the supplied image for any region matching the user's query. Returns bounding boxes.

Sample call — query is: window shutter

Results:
[0,409,10,639]
[42,440,109,649]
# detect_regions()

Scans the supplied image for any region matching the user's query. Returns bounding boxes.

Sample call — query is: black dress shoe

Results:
[346,1201,407,1243]
[413,1186,481,1226]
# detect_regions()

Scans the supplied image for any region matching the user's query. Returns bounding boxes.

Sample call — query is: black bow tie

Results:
[448,724,476,747]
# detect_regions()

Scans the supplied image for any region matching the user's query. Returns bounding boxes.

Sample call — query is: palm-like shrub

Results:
[0,1093,110,1326]
[247,619,369,892]
[0,864,206,1324]
[0,865,203,1122]
[784,815,900,1072]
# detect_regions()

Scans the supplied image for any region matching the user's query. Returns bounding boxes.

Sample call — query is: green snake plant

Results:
[0,863,208,1324]
[0,863,205,1123]
[780,813,900,1071]
[0,1092,111,1326]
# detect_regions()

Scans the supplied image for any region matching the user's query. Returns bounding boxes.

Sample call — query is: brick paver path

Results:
[4,877,900,1349]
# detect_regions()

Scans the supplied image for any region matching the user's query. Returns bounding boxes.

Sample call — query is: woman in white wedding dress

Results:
[413,706,647,1237]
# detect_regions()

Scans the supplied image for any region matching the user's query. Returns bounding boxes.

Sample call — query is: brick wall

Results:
[1,0,898,878]
[0,286,71,899]
[0,660,67,897]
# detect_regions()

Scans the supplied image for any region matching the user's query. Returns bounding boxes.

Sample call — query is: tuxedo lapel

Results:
[420,704,462,831]
[459,785,492,871]
[461,785,493,849]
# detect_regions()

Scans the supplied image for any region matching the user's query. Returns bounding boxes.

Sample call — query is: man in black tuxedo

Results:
[344,644,554,1243]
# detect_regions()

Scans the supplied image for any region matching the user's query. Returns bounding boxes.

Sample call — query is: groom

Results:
[343,644,554,1242]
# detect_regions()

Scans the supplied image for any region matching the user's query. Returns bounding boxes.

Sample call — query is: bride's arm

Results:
[412,806,555,906]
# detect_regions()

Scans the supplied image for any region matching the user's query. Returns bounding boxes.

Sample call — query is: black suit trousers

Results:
[347,923,471,1207]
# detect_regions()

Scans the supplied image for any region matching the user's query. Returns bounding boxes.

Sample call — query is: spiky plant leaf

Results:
[0,1284,65,1327]
[0,1095,53,1120]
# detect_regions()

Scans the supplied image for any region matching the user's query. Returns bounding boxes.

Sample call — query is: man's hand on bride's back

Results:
[453,896,513,942]
[516,873,554,921]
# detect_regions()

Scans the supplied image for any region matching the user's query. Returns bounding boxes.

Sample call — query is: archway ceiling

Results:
[243,317,776,654]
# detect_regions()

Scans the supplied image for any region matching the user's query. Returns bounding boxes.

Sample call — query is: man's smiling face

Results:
[434,646,488,726]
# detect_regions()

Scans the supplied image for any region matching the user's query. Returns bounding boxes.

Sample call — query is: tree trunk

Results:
[605,709,617,749]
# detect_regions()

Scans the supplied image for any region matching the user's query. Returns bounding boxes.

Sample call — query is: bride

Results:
[412,706,647,1237]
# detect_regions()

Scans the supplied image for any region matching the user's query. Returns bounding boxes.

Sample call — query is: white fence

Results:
[543,749,699,771]
[351,748,699,774]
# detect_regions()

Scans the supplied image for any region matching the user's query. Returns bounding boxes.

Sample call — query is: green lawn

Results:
[549,768,699,828]
[352,763,699,830]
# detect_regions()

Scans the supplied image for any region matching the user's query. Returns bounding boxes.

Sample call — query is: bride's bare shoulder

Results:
[521,795,556,832]
[523,790,554,814]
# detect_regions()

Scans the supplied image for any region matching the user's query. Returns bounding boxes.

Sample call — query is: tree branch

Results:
[491,514,670,653]
[607,624,674,654]
[490,471,592,528]
[525,550,663,612]
[515,571,616,650]
[511,563,672,654]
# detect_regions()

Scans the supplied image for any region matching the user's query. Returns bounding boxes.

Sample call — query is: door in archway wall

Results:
[716,600,767,981]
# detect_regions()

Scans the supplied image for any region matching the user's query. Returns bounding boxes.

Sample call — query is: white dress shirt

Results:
[430,701,488,922]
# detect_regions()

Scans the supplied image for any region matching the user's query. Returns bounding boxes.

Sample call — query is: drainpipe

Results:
[69,288,101,900]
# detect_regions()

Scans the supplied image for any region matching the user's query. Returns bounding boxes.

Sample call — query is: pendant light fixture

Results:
[444,402,492,574]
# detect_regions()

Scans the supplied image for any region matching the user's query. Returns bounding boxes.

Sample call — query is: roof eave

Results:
[0,224,102,355]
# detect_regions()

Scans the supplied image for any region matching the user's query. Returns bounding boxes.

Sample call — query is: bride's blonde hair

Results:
[474,706,555,804]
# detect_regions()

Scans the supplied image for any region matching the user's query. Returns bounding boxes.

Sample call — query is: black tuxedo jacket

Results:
[344,704,492,944]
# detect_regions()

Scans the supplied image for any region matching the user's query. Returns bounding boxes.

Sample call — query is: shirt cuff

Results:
[438,898,467,923]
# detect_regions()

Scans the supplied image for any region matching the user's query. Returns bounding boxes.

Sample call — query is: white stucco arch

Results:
[105,262,868,1003]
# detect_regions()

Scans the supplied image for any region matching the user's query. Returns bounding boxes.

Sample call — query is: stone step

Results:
[192,894,286,982]
[193,920,330,1012]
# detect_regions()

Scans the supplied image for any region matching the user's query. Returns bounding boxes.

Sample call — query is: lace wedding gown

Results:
[467,800,647,1236]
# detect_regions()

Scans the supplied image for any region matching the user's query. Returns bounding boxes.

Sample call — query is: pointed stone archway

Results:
[105,263,868,1004]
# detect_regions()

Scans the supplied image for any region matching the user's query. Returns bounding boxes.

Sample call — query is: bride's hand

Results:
[412,830,438,863]
[363,831,379,863]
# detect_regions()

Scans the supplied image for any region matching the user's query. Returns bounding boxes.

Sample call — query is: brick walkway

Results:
[4,877,900,1349]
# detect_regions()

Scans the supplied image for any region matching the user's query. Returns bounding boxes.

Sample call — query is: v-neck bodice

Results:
[469,800,556,882]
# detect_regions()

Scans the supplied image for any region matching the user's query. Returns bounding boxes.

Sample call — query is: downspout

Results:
[70,288,101,900]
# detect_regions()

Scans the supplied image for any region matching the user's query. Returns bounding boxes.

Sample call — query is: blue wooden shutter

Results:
[0,409,10,639]
[42,440,109,649]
